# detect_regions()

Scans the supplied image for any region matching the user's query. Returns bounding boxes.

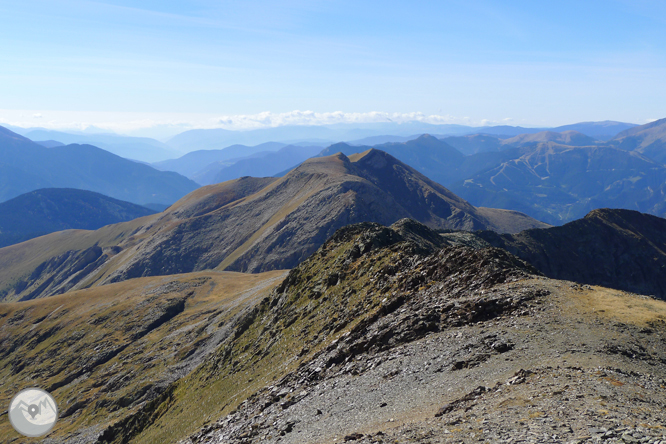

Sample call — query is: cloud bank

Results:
[214,111,467,129]
[0,109,522,139]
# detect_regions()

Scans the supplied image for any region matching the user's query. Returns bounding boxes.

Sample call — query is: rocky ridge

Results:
[129,219,664,444]
[177,221,666,444]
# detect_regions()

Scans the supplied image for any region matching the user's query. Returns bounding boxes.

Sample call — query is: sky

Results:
[1,0,665,136]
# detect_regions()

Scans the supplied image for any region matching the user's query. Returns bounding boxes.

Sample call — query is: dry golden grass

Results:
[573,285,666,327]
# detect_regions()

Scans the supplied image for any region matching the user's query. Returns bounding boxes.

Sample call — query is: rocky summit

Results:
[0,149,546,302]
[1,219,664,443]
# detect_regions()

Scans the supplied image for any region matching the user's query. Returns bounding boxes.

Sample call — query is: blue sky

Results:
[1,0,665,134]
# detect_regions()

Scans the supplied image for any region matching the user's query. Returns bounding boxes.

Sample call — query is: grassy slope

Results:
[0,269,287,442]
[133,225,408,443]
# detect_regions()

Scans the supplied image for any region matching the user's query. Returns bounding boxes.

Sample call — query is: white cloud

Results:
[212,110,463,130]
[0,108,528,138]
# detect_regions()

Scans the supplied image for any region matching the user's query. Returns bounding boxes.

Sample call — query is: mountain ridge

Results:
[0,149,546,302]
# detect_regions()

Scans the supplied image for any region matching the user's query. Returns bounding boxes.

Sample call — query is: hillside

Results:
[440,134,503,155]
[553,120,637,140]
[449,142,666,224]
[0,150,546,302]
[0,269,288,443]
[35,140,65,148]
[440,130,600,155]
[0,188,155,248]
[477,208,666,300]
[1,220,665,443]
[612,117,666,163]
[501,130,597,147]
[0,126,199,205]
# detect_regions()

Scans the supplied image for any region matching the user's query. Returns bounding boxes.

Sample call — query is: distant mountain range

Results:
[0,149,546,302]
[450,143,666,224]
[0,126,199,205]
[4,119,663,229]
[500,130,597,147]
[553,120,638,140]
[150,142,314,185]
[211,145,322,185]
[305,119,666,225]
[163,120,637,152]
[22,129,180,163]
[0,188,155,248]
[9,120,638,162]
[440,130,600,155]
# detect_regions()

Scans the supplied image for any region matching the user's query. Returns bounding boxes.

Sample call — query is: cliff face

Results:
[477,208,666,299]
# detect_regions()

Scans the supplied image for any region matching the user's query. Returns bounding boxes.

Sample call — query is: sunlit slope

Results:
[0,268,287,443]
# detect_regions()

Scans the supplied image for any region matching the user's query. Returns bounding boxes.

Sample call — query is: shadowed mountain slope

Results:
[477,208,666,299]
[0,188,155,248]
[0,150,546,301]
[0,126,199,205]
[450,142,666,224]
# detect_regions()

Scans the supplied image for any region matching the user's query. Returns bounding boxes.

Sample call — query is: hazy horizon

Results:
[1,1,664,139]
[0,110,651,141]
